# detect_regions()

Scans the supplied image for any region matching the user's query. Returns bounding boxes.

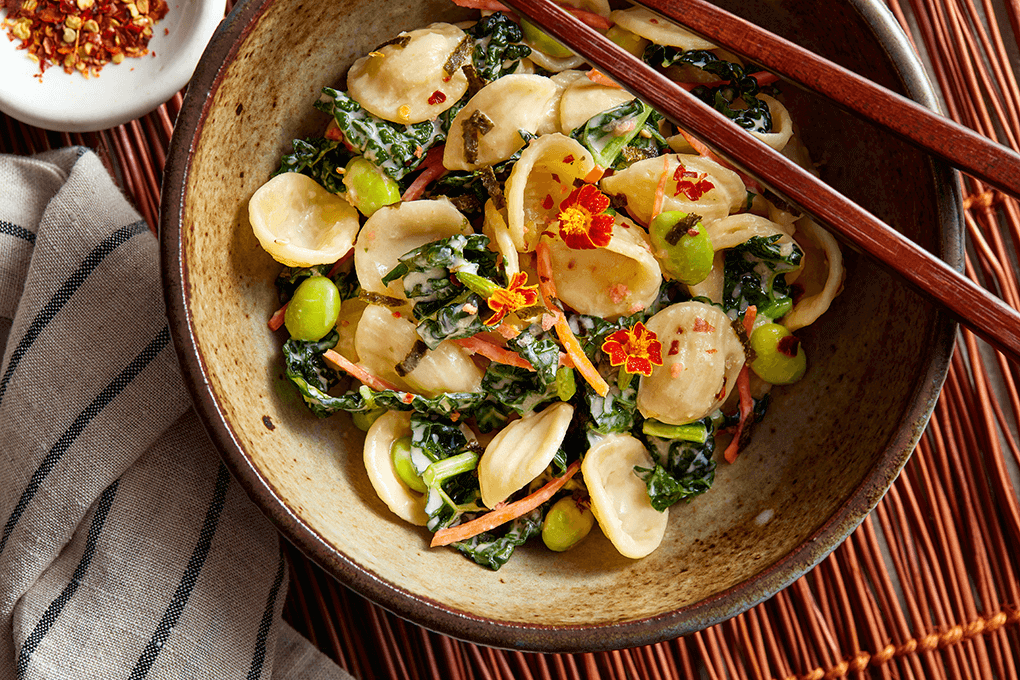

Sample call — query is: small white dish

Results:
[0,0,225,132]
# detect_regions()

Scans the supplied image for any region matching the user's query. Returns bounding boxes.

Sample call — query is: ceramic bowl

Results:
[161,0,961,652]
[0,0,224,132]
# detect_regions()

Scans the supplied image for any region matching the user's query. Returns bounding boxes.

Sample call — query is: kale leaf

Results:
[506,327,560,386]
[644,47,774,133]
[411,414,485,532]
[282,331,344,418]
[636,422,717,512]
[273,137,353,195]
[453,507,544,570]
[316,87,444,181]
[570,99,667,169]
[722,235,803,321]
[465,12,532,84]
[480,363,559,417]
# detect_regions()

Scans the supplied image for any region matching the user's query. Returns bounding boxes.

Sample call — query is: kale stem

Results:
[423,451,480,488]
[455,271,499,299]
[642,419,709,443]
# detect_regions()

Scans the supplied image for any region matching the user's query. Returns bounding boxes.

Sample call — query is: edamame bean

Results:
[520,18,574,58]
[284,276,341,341]
[343,157,401,217]
[352,407,386,432]
[542,496,594,552]
[749,322,807,385]
[390,436,427,493]
[649,211,714,285]
[606,25,648,58]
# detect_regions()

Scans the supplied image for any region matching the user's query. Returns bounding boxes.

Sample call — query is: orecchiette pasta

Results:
[504,133,595,251]
[354,198,472,301]
[583,433,668,559]
[609,6,717,51]
[347,23,468,124]
[363,411,429,526]
[704,213,798,250]
[354,304,485,396]
[558,75,636,132]
[600,154,747,227]
[443,75,560,171]
[248,172,360,267]
[783,217,844,331]
[544,217,661,319]
[638,301,746,425]
[478,402,574,508]
[748,95,794,153]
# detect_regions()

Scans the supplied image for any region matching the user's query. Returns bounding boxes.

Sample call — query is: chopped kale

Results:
[635,427,717,512]
[273,136,353,195]
[480,363,559,417]
[316,87,445,181]
[722,235,803,321]
[453,507,544,570]
[415,292,488,349]
[506,327,560,385]
[282,331,343,418]
[411,414,485,531]
[465,12,532,84]
[570,99,668,169]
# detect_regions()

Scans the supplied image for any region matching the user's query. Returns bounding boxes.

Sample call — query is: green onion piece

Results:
[455,271,499,299]
[555,367,576,401]
[642,419,709,443]
[422,451,480,488]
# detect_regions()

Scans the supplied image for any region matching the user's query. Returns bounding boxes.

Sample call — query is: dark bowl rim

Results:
[160,0,962,653]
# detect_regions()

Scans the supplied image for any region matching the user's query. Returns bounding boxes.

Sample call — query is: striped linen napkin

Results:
[0,148,351,680]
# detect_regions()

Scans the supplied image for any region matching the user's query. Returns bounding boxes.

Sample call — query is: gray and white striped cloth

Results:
[0,148,352,680]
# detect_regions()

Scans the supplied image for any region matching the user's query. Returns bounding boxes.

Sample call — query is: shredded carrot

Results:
[449,0,510,10]
[431,460,582,547]
[586,69,622,88]
[268,302,288,331]
[401,145,446,201]
[535,241,609,396]
[454,336,535,371]
[582,165,605,184]
[679,130,762,193]
[724,306,757,464]
[323,349,404,393]
[650,155,670,221]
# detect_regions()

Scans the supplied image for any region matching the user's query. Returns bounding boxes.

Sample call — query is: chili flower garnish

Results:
[485,272,540,326]
[556,184,614,250]
[601,321,663,386]
[673,163,715,201]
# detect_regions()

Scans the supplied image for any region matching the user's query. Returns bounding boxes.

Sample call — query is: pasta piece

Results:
[347,23,468,124]
[481,199,520,276]
[687,251,724,303]
[558,75,636,132]
[248,172,360,267]
[525,50,588,73]
[443,74,560,171]
[354,198,472,301]
[609,6,716,51]
[582,433,667,558]
[748,94,794,152]
[354,305,485,396]
[333,296,368,363]
[504,133,596,251]
[637,301,746,424]
[704,213,798,250]
[478,401,574,508]
[783,218,844,331]
[364,411,429,525]
[545,217,661,318]
[600,154,746,227]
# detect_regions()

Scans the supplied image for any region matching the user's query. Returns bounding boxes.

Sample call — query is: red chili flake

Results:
[777,335,801,357]
[714,377,728,401]
[428,90,447,105]
[325,126,343,141]
[668,340,680,356]
[392,311,402,319]
[551,173,561,183]
[542,194,554,210]
[649,17,659,23]
[4,0,170,79]
[692,318,716,333]
[563,154,575,163]
[705,349,718,354]
[401,393,415,404]
[673,163,715,201]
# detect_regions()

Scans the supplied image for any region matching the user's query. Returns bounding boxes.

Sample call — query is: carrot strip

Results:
[431,460,582,547]
[679,130,762,193]
[323,349,404,393]
[535,241,610,396]
[586,69,622,88]
[650,154,670,221]
[449,0,510,10]
[724,306,757,463]
[268,302,288,331]
[582,165,605,184]
[402,163,447,201]
[454,336,535,371]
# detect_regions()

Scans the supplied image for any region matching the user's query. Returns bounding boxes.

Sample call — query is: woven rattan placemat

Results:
[3,0,1019,677]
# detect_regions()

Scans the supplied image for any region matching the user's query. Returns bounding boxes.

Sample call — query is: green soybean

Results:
[343,157,401,217]
[649,211,715,285]
[520,18,574,58]
[284,276,341,341]
[390,436,427,493]
[352,407,385,432]
[542,496,594,552]
[749,323,807,385]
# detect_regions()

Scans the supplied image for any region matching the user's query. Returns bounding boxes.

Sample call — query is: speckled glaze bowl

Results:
[161,0,961,652]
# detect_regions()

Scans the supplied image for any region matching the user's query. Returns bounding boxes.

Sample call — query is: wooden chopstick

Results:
[499,0,1020,361]
[633,0,1020,201]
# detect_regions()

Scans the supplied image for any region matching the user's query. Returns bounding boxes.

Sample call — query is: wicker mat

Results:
[3,0,1019,677]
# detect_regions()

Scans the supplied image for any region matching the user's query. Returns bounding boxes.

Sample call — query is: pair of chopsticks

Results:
[500,0,1020,361]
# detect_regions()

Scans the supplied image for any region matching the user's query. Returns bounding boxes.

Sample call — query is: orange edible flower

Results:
[601,321,663,377]
[556,184,614,250]
[673,163,715,201]
[485,272,539,326]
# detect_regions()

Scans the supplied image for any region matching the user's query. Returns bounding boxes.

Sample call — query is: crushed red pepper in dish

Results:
[2,0,169,79]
